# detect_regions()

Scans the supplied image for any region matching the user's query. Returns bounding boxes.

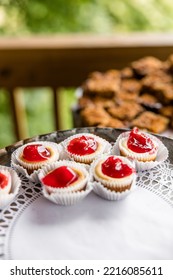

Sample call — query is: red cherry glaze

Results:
[67,135,98,156]
[0,172,9,189]
[127,127,154,153]
[42,166,78,188]
[101,156,134,178]
[22,144,51,162]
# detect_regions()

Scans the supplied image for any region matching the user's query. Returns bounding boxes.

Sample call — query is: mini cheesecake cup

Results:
[119,135,158,162]
[112,131,169,171]
[91,155,136,200]
[62,133,112,164]
[38,160,92,206]
[0,169,11,195]
[0,166,21,210]
[11,141,61,182]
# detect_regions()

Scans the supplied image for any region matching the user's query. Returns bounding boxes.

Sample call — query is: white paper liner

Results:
[57,143,68,160]
[11,160,39,183]
[92,174,136,201]
[62,133,112,163]
[42,182,93,206]
[38,160,91,194]
[0,166,21,210]
[112,131,169,171]
[11,141,62,183]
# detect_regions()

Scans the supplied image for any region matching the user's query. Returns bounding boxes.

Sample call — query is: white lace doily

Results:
[0,160,173,259]
[137,160,173,207]
[0,175,42,259]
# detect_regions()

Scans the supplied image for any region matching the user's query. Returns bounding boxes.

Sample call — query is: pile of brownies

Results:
[77,55,173,134]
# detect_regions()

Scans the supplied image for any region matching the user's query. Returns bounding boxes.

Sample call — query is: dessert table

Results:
[0,127,173,260]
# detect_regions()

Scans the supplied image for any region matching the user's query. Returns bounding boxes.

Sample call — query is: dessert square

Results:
[116,91,139,102]
[108,102,144,121]
[166,54,173,73]
[82,70,121,98]
[131,56,163,77]
[78,96,115,109]
[120,67,134,79]
[141,76,173,104]
[171,116,173,129]
[80,106,110,126]
[131,111,169,133]
[98,117,125,129]
[138,93,161,109]
[149,83,173,105]
[78,96,95,108]
[120,79,141,93]
[159,105,173,118]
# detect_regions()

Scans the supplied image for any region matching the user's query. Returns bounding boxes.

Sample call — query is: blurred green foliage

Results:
[1,0,173,148]
[1,0,173,35]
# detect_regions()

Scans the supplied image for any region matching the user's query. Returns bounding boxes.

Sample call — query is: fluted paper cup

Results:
[90,155,136,200]
[62,133,112,164]
[112,131,168,171]
[0,166,21,210]
[11,141,61,182]
[92,174,136,201]
[38,160,93,205]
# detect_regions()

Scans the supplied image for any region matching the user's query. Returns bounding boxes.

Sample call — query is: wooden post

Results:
[52,87,61,131]
[8,88,28,140]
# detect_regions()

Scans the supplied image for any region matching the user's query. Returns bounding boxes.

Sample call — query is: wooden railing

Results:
[1,33,173,141]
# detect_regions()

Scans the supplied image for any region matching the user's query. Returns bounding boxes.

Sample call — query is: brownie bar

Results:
[108,102,144,121]
[131,111,169,134]
[131,56,163,78]
[80,106,111,126]
[82,70,121,98]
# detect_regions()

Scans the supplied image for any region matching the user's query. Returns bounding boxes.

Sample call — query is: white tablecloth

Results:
[4,186,173,260]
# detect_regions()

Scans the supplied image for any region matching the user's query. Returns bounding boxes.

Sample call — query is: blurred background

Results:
[1,0,173,148]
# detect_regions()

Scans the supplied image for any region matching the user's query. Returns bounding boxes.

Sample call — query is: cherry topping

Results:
[22,144,51,162]
[67,135,98,156]
[127,127,154,153]
[0,172,9,189]
[42,166,78,188]
[101,156,134,178]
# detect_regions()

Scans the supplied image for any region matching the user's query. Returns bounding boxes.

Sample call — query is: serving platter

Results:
[0,127,173,260]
